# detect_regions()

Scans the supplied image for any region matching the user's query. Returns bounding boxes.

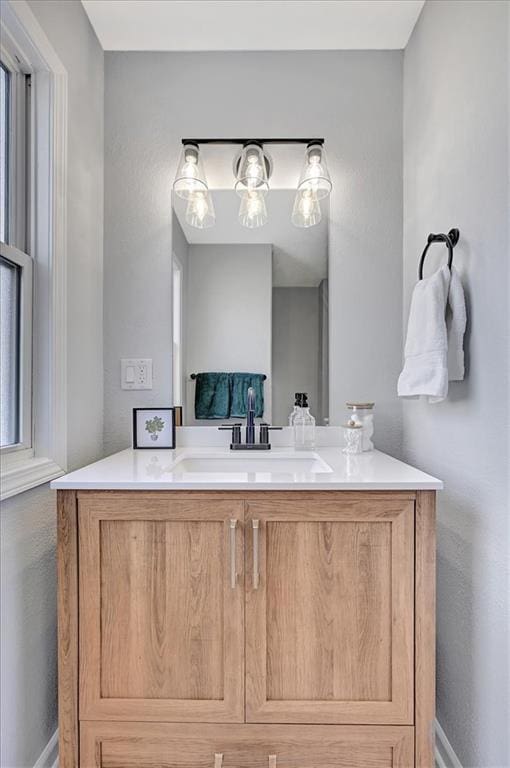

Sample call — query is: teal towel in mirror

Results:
[194,372,231,420]
[193,372,265,419]
[230,373,265,418]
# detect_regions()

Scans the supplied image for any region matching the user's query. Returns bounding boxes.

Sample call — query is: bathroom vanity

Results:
[53,446,440,768]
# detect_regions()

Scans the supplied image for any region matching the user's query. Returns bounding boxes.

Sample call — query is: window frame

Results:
[0,243,33,456]
[1,35,33,458]
[0,42,29,250]
[0,0,67,500]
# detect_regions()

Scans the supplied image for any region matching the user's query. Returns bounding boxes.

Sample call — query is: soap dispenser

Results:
[289,392,303,426]
[293,393,316,451]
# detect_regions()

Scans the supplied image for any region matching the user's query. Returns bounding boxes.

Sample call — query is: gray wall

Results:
[103,50,403,454]
[272,287,319,426]
[0,1,104,766]
[185,244,272,425]
[403,2,509,766]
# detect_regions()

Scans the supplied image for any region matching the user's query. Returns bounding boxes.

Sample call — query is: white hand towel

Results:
[446,266,467,381]
[398,265,451,402]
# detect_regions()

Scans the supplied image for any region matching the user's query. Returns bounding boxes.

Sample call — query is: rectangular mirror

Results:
[172,189,328,427]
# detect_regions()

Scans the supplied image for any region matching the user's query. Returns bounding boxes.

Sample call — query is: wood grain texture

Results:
[246,498,414,724]
[79,496,244,721]
[77,490,417,505]
[415,491,436,768]
[266,520,392,701]
[80,722,414,768]
[57,490,79,768]
[101,519,224,699]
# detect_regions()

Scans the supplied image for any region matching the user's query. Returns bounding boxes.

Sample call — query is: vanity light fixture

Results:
[296,142,332,200]
[233,142,271,197]
[185,189,216,229]
[173,142,209,200]
[176,138,330,229]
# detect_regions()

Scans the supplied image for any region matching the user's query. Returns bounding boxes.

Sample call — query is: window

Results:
[1,62,10,242]
[0,0,67,499]
[0,43,32,456]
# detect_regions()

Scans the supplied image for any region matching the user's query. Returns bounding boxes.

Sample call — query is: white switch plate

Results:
[121,358,153,390]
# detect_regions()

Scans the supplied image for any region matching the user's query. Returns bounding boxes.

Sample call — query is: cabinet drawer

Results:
[80,722,414,768]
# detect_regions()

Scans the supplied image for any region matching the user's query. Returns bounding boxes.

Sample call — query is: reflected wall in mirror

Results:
[172,189,329,426]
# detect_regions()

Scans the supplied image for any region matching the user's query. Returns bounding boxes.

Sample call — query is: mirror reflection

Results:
[172,190,329,426]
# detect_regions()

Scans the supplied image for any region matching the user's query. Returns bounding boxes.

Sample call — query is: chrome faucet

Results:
[218,385,282,450]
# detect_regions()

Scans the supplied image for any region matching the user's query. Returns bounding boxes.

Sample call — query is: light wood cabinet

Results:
[58,489,435,768]
[245,498,414,724]
[80,722,415,768]
[78,494,245,722]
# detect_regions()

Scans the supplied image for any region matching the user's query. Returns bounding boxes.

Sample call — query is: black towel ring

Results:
[418,228,460,280]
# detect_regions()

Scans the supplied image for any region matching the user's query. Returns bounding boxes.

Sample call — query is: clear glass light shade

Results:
[297,143,332,200]
[185,190,216,229]
[173,143,208,200]
[238,190,268,228]
[234,143,269,196]
[291,189,322,228]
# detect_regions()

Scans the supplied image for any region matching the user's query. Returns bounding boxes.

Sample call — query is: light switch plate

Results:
[121,358,153,390]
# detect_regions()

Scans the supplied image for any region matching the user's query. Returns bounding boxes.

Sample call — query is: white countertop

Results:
[51,446,442,491]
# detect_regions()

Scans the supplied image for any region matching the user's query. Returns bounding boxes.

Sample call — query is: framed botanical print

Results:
[132,408,176,449]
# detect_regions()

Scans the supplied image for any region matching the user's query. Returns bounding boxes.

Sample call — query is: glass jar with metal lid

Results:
[346,402,375,451]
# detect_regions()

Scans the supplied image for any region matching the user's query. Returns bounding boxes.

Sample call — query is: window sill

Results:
[0,454,65,500]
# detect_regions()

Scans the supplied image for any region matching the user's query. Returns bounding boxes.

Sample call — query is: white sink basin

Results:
[171,452,333,475]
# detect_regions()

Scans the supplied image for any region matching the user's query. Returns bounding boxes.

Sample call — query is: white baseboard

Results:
[436,719,463,768]
[33,729,58,768]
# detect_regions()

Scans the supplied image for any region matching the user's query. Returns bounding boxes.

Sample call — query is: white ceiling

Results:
[173,190,328,288]
[82,1,425,52]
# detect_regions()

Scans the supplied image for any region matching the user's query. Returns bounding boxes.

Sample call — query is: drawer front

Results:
[80,722,414,768]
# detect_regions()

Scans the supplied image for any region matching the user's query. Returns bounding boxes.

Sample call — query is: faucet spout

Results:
[246,386,256,444]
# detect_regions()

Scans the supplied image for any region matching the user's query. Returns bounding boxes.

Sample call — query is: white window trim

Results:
[0,242,33,453]
[0,0,67,500]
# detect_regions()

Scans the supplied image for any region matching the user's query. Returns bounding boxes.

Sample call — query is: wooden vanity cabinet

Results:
[58,489,436,768]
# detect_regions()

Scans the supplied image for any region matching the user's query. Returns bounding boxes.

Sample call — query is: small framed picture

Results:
[133,408,176,449]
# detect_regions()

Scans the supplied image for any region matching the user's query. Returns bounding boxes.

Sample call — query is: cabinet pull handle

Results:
[252,519,260,589]
[268,755,277,768]
[229,519,237,589]
[214,754,223,768]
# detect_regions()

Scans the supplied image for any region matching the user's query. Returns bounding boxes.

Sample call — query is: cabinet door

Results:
[80,722,414,768]
[245,495,414,724]
[79,493,244,722]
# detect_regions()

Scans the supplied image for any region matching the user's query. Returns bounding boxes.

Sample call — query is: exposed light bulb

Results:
[173,143,208,200]
[291,189,322,228]
[239,190,268,228]
[192,192,208,220]
[297,143,332,200]
[186,190,215,229]
[234,143,270,197]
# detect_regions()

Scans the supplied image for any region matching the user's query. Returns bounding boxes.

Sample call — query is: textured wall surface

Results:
[186,244,273,425]
[103,50,403,455]
[272,286,320,425]
[403,2,509,766]
[0,1,104,766]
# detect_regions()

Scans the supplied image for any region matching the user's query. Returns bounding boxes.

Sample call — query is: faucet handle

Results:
[218,423,242,445]
[259,423,283,445]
